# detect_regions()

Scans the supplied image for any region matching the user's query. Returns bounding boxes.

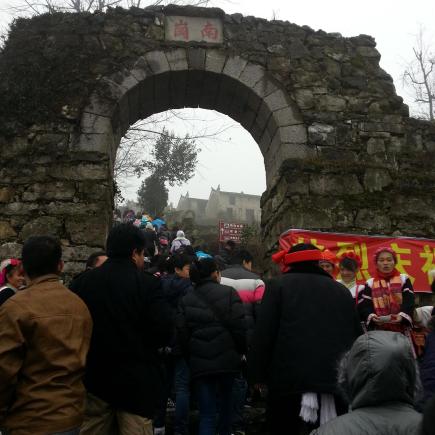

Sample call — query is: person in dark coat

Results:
[71,223,174,435]
[248,243,362,435]
[177,258,247,435]
[220,249,265,435]
[310,331,422,435]
[154,254,194,435]
[421,316,435,404]
[143,222,158,257]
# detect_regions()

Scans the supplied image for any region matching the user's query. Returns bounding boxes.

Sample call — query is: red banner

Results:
[219,221,245,243]
[279,229,435,293]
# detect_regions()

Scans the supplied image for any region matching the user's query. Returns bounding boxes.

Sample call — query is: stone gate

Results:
[0,5,434,276]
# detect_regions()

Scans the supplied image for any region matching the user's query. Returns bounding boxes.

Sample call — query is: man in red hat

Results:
[248,243,362,434]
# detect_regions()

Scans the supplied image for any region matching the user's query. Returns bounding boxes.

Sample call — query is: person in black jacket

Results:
[177,258,247,435]
[154,254,194,435]
[71,223,174,435]
[248,244,362,435]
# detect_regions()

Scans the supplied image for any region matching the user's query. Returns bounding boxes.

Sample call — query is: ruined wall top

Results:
[0,4,408,134]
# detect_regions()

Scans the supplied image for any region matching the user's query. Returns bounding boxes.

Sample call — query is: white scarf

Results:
[299,392,337,425]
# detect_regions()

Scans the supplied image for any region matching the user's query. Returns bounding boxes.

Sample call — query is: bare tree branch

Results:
[402,26,435,121]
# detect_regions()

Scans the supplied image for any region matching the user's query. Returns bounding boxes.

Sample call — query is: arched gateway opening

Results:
[0,6,433,276]
[82,47,306,213]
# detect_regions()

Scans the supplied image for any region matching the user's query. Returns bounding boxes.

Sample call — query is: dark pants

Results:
[231,373,248,431]
[195,374,235,435]
[267,394,317,435]
[154,359,175,429]
[174,358,190,435]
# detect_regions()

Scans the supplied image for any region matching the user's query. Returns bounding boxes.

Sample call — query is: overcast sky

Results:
[1,0,434,205]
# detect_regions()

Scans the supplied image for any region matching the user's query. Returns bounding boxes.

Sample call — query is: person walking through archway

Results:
[248,243,362,434]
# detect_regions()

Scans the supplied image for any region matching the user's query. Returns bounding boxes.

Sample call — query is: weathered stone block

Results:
[363,168,393,192]
[20,216,63,241]
[273,106,302,126]
[145,50,170,74]
[0,221,17,240]
[309,174,363,195]
[223,56,248,80]
[317,95,347,112]
[356,46,381,59]
[62,245,97,262]
[51,164,108,181]
[239,63,265,88]
[0,242,22,259]
[0,188,15,203]
[279,125,308,144]
[187,48,206,70]
[205,49,227,73]
[22,182,76,202]
[166,48,188,71]
[355,209,391,231]
[308,123,335,145]
[264,89,289,112]
[294,89,314,110]
[63,261,85,276]
[66,216,108,246]
[253,77,278,98]
[1,202,40,215]
[366,137,386,155]
[80,112,113,135]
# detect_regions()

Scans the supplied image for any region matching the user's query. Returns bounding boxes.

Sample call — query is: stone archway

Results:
[80,48,307,189]
[0,5,434,276]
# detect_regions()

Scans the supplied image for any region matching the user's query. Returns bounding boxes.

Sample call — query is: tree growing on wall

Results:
[403,27,435,121]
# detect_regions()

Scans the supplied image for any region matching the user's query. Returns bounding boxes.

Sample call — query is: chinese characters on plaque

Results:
[165,16,223,44]
[219,221,245,243]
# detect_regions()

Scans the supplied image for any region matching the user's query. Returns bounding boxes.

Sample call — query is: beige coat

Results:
[0,274,92,435]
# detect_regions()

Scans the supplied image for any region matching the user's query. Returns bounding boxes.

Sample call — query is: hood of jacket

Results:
[161,274,192,305]
[346,331,416,409]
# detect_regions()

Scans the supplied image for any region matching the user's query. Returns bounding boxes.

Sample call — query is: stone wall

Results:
[0,5,433,275]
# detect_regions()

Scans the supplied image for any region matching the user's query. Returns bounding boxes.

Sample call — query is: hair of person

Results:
[106,223,146,259]
[172,253,192,271]
[22,236,62,279]
[189,258,218,284]
[226,240,236,249]
[289,243,319,253]
[339,257,359,273]
[287,243,320,269]
[374,246,397,264]
[230,249,253,265]
[85,251,107,269]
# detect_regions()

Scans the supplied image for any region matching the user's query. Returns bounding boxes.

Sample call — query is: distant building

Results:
[176,186,261,225]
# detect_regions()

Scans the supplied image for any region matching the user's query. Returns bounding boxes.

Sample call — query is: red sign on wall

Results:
[280,229,435,293]
[219,221,245,243]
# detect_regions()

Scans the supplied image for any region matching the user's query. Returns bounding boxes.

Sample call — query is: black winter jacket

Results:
[177,278,247,379]
[70,258,174,418]
[248,264,362,395]
[310,331,422,435]
[161,274,193,311]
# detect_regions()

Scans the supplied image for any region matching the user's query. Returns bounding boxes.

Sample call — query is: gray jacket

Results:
[311,331,421,435]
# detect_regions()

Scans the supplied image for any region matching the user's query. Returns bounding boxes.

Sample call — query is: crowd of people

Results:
[0,221,434,435]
